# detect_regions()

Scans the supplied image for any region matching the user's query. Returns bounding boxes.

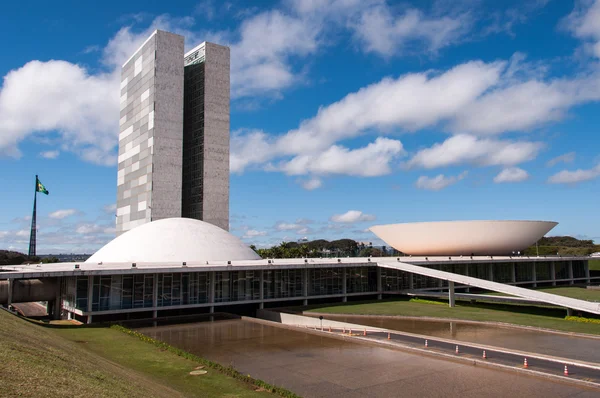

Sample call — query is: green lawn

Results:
[589,259,600,271]
[481,287,600,302]
[305,298,600,335]
[0,310,279,397]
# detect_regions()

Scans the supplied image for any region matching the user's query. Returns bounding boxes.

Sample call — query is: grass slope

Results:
[306,298,600,335]
[0,310,178,397]
[0,311,275,397]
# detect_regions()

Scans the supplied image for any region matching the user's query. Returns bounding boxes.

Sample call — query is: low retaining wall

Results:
[256,309,387,332]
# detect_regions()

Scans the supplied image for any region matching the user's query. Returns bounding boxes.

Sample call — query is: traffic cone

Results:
[483,350,487,359]
[455,345,459,354]
[387,332,391,340]
[425,339,428,347]
[524,358,528,368]
[564,365,569,376]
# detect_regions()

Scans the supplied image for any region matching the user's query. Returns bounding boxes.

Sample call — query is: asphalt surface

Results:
[337,328,600,384]
[308,313,600,364]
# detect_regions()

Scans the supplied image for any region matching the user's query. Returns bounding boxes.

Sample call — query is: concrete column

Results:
[568,260,574,285]
[449,281,455,308]
[532,262,537,288]
[551,261,556,286]
[303,268,309,306]
[585,261,591,285]
[52,277,62,320]
[464,264,470,293]
[488,263,494,282]
[7,279,13,307]
[152,273,158,319]
[342,267,347,303]
[209,271,215,304]
[86,276,93,324]
[259,270,264,309]
[567,308,574,317]
[376,266,382,300]
[408,273,414,290]
[511,262,516,284]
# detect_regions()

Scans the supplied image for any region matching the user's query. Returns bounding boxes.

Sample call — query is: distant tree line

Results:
[250,239,401,259]
[0,250,60,266]
[523,236,600,256]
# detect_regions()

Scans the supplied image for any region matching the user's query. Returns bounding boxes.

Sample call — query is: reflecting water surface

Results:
[137,318,598,398]
[309,314,600,364]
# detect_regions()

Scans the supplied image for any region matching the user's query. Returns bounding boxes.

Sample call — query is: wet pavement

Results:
[138,318,599,397]
[306,314,600,364]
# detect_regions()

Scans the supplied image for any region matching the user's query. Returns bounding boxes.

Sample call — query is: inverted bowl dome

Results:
[369,220,557,256]
[86,218,260,263]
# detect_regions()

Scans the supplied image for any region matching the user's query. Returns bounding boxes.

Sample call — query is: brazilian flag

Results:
[36,177,49,195]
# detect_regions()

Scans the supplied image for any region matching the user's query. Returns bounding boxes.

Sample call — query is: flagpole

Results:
[28,175,37,257]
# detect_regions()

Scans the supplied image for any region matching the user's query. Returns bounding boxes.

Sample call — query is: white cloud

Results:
[563,0,600,58]
[548,163,600,184]
[275,222,304,231]
[76,224,104,234]
[547,152,576,167]
[276,138,404,177]
[449,78,599,135]
[102,203,117,214]
[232,60,505,172]
[48,209,78,219]
[39,150,59,159]
[406,134,543,169]
[330,210,376,223]
[0,61,119,163]
[276,61,503,154]
[229,9,320,98]
[493,167,529,183]
[352,6,471,57]
[15,229,30,237]
[243,229,268,239]
[415,171,468,191]
[301,178,323,190]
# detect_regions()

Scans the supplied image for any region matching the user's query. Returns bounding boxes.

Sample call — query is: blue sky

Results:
[1,0,600,254]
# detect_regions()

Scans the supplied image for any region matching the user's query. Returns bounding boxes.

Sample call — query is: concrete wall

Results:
[151,31,185,222]
[201,43,230,231]
[0,279,58,304]
[116,30,185,235]
[256,309,387,331]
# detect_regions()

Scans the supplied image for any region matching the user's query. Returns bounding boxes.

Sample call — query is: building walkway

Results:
[378,261,600,315]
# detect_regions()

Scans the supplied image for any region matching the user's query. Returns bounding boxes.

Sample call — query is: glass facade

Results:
[264,269,303,299]
[214,271,261,303]
[309,268,343,296]
[92,274,154,311]
[555,262,569,280]
[346,267,378,293]
[61,259,587,314]
[515,262,534,282]
[535,262,552,281]
[573,261,586,279]
[493,262,514,283]
[158,272,210,307]
[380,268,402,291]
[182,61,205,220]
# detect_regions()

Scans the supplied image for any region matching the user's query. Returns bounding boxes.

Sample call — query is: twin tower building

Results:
[116,30,230,236]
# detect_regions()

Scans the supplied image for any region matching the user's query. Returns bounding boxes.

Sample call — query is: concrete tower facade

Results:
[116,30,230,236]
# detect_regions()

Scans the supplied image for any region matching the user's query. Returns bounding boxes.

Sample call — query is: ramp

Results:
[379,261,600,315]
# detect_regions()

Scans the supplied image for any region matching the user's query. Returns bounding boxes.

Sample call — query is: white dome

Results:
[86,218,260,263]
